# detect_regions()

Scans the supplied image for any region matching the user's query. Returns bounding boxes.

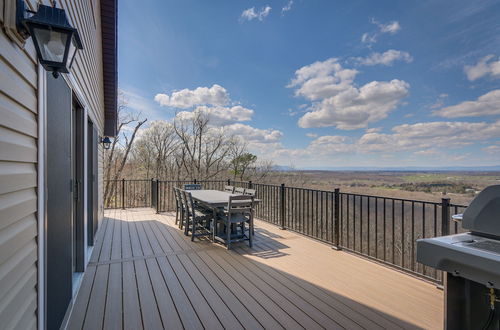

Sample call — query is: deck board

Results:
[156,256,204,330]
[143,258,183,329]
[182,252,264,329]
[67,208,443,330]
[122,261,143,330]
[103,263,122,330]
[135,259,164,330]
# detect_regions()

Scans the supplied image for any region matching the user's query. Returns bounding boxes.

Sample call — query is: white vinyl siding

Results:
[0,0,106,328]
[0,6,39,327]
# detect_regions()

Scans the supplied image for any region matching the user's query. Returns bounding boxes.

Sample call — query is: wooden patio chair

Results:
[234,187,246,194]
[224,185,234,193]
[173,187,184,227]
[182,190,212,240]
[214,195,254,249]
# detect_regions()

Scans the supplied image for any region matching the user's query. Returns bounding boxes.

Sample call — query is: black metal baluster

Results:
[320,191,324,240]
[375,197,378,259]
[411,201,415,271]
[360,195,363,253]
[401,201,405,268]
[392,199,395,265]
[347,194,350,249]
[367,196,371,256]
[353,195,356,251]
[383,198,386,261]
[121,178,125,210]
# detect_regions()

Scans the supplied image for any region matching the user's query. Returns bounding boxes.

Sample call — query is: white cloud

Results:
[274,120,500,161]
[175,105,254,126]
[413,149,440,157]
[155,84,229,109]
[432,89,500,118]
[483,145,500,154]
[464,55,500,81]
[241,6,272,22]
[289,58,410,129]
[282,0,293,13]
[354,49,413,66]
[306,133,318,138]
[287,58,358,101]
[430,93,449,109]
[241,7,258,21]
[377,21,401,34]
[253,119,500,166]
[365,127,382,133]
[361,33,377,45]
[387,120,500,149]
[310,135,349,145]
[224,123,283,143]
[361,19,401,46]
[300,81,409,129]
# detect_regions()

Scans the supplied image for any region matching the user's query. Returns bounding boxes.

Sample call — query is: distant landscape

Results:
[264,170,500,205]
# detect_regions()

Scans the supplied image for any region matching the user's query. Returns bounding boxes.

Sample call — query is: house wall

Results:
[0,0,106,328]
[59,0,106,225]
[0,1,40,328]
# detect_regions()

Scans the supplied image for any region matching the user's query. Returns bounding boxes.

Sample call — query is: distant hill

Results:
[279,165,500,172]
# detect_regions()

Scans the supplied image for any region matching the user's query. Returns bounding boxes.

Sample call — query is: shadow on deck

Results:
[66,208,443,330]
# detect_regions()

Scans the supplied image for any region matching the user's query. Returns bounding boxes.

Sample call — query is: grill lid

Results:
[462,185,500,237]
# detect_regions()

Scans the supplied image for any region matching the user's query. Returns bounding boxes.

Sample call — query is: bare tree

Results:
[103,92,147,206]
[131,121,178,179]
[173,112,235,180]
[247,159,275,182]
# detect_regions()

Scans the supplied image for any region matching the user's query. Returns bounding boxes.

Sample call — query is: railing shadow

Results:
[77,208,435,330]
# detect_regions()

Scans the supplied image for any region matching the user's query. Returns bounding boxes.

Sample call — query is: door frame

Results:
[37,64,47,330]
[38,69,101,329]
[87,120,99,246]
[73,97,85,273]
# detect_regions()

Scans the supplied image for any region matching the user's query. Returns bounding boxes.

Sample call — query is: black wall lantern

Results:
[16,1,83,78]
[101,137,112,150]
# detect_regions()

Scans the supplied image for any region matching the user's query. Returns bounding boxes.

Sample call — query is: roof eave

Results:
[101,0,117,137]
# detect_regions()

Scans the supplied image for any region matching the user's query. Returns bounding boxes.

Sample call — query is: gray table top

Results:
[189,190,259,208]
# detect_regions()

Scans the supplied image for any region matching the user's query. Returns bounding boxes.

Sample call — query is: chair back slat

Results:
[173,187,179,209]
[224,185,234,193]
[184,184,202,190]
[180,190,197,216]
[228,195,254,213]
[234,187,246,194]
[173,187,181,202]
[244,188,256,196]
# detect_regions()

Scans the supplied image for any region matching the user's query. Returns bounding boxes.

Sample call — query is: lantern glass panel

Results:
[67,36,78,69]
[33,27,68,63]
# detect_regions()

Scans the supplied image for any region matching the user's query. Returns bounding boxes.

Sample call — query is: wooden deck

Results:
[66,208,443,330]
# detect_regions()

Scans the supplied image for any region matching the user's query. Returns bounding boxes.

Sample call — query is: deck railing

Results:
[104,179,468,283]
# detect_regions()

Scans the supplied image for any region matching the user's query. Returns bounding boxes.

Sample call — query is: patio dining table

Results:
[189,189,261,208]
[189,189,260,244]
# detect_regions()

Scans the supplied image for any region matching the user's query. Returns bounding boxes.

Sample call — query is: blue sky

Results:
[118,0,500,168]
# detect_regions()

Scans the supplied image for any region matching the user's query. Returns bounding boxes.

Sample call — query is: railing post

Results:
[227,178,231,186]
[441,197,450,236]
[333,188,342,250]
[156,179,160,214]
[194,178,197,184]
[248,180,253,189]
[279,183,286,230]
[150,178,154,207]
[438,197,451,288]
[121,178,125,210]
